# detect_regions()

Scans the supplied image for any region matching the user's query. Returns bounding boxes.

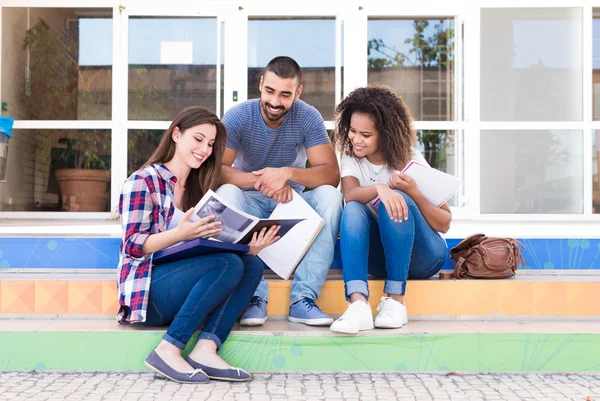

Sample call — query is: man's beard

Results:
[261,100,292,122]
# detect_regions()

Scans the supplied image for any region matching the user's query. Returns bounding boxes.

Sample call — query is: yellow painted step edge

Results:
[1,280,599,317]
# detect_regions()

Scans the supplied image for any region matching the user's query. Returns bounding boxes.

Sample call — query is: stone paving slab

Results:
[1,372,600,401]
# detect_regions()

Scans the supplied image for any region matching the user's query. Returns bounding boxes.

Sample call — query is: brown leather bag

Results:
[449,233,525,279]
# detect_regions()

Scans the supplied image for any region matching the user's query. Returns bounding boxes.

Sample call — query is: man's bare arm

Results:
[220,147,258,189]
[254,143,340,195]
[287,142,340,189]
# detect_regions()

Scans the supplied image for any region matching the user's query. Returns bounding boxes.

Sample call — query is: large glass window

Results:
[0,129,111,212]
[367,18,455,121]
[128,18,218,120]
[480,130,583,214]
[248,18,336,120]
[1,8,112,120]
[480,8,583,121]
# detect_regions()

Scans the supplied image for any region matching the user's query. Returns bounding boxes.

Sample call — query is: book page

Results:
[400,162,461,207]
[193,190,259,243]
[257,191,324,280]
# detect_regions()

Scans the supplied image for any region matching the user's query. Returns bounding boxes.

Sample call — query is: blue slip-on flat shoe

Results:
[185,356,252,382]
[144,349,209,384]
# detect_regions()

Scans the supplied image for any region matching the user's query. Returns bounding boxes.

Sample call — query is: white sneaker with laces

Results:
[374,297,408,328]
[330,300,374,334]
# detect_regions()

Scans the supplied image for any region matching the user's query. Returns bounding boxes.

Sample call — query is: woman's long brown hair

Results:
[144,106,227,211]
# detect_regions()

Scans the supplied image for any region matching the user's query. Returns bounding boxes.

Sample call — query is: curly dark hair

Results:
[334,86,415,171]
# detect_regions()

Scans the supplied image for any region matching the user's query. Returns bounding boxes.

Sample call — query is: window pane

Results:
[594,131,600,213]
[1,8,112,120]
[248,19,336,120]
[593,10,600,120]
[481,130,583,214]
[481,8,583,121]
[128,18,217,120]
[1,129,111,212]
[415,130,459,206]
[128,129,163,176]
[368,18,455,121]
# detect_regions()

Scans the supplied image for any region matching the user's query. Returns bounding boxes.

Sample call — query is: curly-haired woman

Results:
[330,86,452,334]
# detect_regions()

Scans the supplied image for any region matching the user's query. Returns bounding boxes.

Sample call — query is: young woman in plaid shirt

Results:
[117,106,279,384]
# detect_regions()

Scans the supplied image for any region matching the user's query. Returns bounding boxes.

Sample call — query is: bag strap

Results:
[450,233,486,260]
[513,239,526,270]
[453,257,467,278]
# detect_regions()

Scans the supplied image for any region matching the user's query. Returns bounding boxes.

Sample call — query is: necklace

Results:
[367,160,384,182]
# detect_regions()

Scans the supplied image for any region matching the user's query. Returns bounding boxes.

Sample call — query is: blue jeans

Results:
[216,184,343,304]
[340,191,447,300]
[141,253,263,350]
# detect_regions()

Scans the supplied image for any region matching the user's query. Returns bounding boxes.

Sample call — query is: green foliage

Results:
[368,19,454,69]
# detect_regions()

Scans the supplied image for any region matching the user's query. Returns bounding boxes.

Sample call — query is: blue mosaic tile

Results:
[0,238,120,269]
[1,237,600,270]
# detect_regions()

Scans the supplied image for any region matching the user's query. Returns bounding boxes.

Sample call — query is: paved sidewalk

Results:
[0,371,599,401]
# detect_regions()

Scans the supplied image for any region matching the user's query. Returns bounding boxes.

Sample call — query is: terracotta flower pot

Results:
[55,169,110,212]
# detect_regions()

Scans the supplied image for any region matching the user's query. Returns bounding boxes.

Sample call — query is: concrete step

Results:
[1,271,599,320]
[1,319,599,373]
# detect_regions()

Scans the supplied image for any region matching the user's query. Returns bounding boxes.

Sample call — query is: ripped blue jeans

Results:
[340,191,447,300]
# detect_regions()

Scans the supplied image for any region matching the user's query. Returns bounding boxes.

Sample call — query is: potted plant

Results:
[48,136,110,212]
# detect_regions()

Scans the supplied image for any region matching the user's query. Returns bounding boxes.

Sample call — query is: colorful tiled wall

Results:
[1,237,600,270]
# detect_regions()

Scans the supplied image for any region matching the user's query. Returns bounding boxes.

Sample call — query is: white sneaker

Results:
[330,301,374,334]
[374,297,408,329]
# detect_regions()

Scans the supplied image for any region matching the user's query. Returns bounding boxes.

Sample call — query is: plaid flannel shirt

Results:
[116,163,176,324]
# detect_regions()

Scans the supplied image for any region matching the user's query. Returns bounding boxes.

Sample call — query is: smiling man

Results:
[216,56,342,327]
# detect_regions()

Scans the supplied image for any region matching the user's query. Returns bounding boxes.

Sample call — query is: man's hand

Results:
[253,167,291,197]
[272,184,293,204]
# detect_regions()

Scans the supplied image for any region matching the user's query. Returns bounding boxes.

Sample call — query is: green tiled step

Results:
[1,320,599,373]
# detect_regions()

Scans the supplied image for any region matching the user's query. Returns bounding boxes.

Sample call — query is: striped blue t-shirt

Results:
[222,98,330,193]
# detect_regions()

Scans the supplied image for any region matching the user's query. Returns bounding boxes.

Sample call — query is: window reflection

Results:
[1,8,113,120]
[368,18,455,121]
[128,18,218,120]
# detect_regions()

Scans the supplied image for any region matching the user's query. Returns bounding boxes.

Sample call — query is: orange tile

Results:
[266,281,291,315]
[495,281,534,316]
[532,282,568,316]
[68,281,103,314]
[35,281,69,314]
[101,281,119,315]
[566,282,600,317]
[1,280,35,314]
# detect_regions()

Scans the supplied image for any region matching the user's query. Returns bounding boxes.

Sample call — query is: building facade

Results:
[0,0,599,262]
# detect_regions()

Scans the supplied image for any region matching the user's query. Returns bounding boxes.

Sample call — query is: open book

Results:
[373,161,461,209]
[191,189,304,245]
[257,190,324,280]
[159,189,324,280]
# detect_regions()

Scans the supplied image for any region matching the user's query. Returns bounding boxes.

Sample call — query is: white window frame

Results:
[474,1,599,227]
[0,1,119,219]
[359,3,469,217]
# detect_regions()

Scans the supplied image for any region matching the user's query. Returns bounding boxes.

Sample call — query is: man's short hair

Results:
[264,56,302,86]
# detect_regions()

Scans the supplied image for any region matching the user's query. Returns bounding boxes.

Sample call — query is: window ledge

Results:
[1,218,600,239]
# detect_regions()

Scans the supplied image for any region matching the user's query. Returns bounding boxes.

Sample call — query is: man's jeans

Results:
[340,191,447,300]
[141,253,264,350]
[216,184,343,304]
